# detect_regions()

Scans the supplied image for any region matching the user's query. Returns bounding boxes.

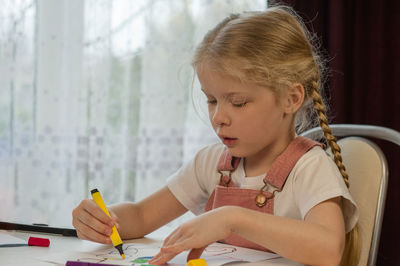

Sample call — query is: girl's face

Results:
[197,66,294,160]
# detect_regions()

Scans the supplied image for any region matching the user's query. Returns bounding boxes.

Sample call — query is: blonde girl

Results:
[72,5,359,266]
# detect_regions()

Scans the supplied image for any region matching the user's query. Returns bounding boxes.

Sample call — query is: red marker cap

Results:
[28,236,50,247]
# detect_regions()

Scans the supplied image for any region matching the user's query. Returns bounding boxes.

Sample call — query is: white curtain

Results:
[0,0,266,228]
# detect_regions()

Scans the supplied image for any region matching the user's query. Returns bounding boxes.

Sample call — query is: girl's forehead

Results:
[197,67,265,96]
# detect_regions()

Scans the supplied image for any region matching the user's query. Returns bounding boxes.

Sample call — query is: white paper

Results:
[39,242,280,266]
[0,230,27,245]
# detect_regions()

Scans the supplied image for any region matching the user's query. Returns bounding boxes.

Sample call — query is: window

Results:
[0,0,266,228]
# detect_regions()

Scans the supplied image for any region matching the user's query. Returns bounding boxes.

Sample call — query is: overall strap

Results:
[217,137,323,189]
[265,136,323,190]
[218,149,241,171]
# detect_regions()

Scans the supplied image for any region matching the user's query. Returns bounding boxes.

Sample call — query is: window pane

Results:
[0,0,266,229]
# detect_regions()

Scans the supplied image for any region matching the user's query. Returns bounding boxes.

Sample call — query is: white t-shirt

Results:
[167,143,358,233]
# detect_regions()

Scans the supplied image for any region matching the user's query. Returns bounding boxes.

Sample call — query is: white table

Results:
[0,228,303,266]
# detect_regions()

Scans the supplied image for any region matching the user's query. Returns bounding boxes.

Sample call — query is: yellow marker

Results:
[91,188,125,259]
[187,259,207,266]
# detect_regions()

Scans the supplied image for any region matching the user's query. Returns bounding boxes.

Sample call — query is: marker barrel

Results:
[91,188,124,258]
[187,258,207,266]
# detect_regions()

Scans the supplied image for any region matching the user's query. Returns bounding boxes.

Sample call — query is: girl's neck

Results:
[243,132,295,177]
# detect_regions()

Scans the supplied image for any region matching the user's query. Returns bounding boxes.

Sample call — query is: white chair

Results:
[301,124,400,266]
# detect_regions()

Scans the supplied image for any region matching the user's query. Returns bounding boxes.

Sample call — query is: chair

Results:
[301,124,400,266]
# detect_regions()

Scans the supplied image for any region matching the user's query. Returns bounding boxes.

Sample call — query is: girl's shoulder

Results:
[292,145,341,179]
[298,145,332,163]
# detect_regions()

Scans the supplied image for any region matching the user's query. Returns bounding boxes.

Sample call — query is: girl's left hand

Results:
[149,207,234,265]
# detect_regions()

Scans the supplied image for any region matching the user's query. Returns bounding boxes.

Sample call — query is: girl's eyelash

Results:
[232,102,247,107]
[206,100,247,107]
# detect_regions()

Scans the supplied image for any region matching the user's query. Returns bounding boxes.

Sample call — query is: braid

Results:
[311,80,361,265]
[310,81,350,188]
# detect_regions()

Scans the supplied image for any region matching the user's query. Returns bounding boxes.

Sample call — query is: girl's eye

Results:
[232,102,247,107]
[207,99,217,105]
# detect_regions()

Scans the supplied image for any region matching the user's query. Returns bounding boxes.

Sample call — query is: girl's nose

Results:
[212,105,230,126]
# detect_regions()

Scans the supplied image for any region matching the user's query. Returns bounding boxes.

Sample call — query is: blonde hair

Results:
[192,6,360,266]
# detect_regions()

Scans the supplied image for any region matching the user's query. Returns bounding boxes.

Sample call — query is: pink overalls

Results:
[204,137,323,252]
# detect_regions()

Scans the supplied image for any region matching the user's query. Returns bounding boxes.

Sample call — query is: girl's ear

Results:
[283,83,305,114]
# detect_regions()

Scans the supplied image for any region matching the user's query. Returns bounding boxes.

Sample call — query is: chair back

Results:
[336,137,387,266]
[301,124,400,266]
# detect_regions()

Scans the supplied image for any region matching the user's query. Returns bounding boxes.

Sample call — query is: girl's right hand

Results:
[72,199,120,244]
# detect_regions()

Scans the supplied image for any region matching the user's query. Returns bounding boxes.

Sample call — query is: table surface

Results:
[0,227,303,266]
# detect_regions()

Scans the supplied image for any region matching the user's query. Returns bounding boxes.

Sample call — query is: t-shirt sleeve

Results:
[166,144,223,215]
[292,147,359,233]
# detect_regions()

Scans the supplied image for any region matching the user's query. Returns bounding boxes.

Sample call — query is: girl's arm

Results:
[150,197,345,266]
[72,186,187,244]
[234,197,345,265]
[111,186,188,239]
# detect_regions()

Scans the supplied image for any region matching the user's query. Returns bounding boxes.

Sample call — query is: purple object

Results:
[65,261,120,266]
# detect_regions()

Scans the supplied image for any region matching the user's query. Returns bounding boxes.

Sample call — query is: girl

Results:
[72,6,359,266]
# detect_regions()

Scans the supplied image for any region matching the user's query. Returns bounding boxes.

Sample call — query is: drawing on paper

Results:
[37,241,280,266]
[204,245,237,256]
[203,245,243,261]
[75,243,161,265]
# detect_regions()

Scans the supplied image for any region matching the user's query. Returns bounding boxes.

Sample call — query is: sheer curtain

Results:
[0,0,266,228]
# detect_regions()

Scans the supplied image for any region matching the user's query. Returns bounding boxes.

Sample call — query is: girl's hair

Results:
[192,5,360,266]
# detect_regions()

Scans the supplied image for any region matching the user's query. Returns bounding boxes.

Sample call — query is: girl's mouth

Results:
[221,137,237,146]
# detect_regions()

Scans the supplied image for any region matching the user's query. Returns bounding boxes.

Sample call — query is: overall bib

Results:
[204,137,323,252]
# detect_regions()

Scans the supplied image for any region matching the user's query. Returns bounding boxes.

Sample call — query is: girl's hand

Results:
[72,199,120,244]
[149,207,234,265]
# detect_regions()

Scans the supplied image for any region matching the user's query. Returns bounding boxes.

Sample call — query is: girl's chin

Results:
[225,146,247,158]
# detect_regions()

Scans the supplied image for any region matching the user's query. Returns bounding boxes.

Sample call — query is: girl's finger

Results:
[187,246,207,261]
[74,218,112,244]
[149,230,183,265]
[83,199,114,226]
[78,209,113,236]
[150,239,192,265]
[148,252,163,264]
[149,252,176,265]
[109,210,120,226]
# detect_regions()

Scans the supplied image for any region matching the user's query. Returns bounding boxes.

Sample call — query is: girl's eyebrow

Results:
[201,88,247,98]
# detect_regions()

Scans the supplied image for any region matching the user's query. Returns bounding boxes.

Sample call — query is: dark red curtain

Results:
[282,0,400,265]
